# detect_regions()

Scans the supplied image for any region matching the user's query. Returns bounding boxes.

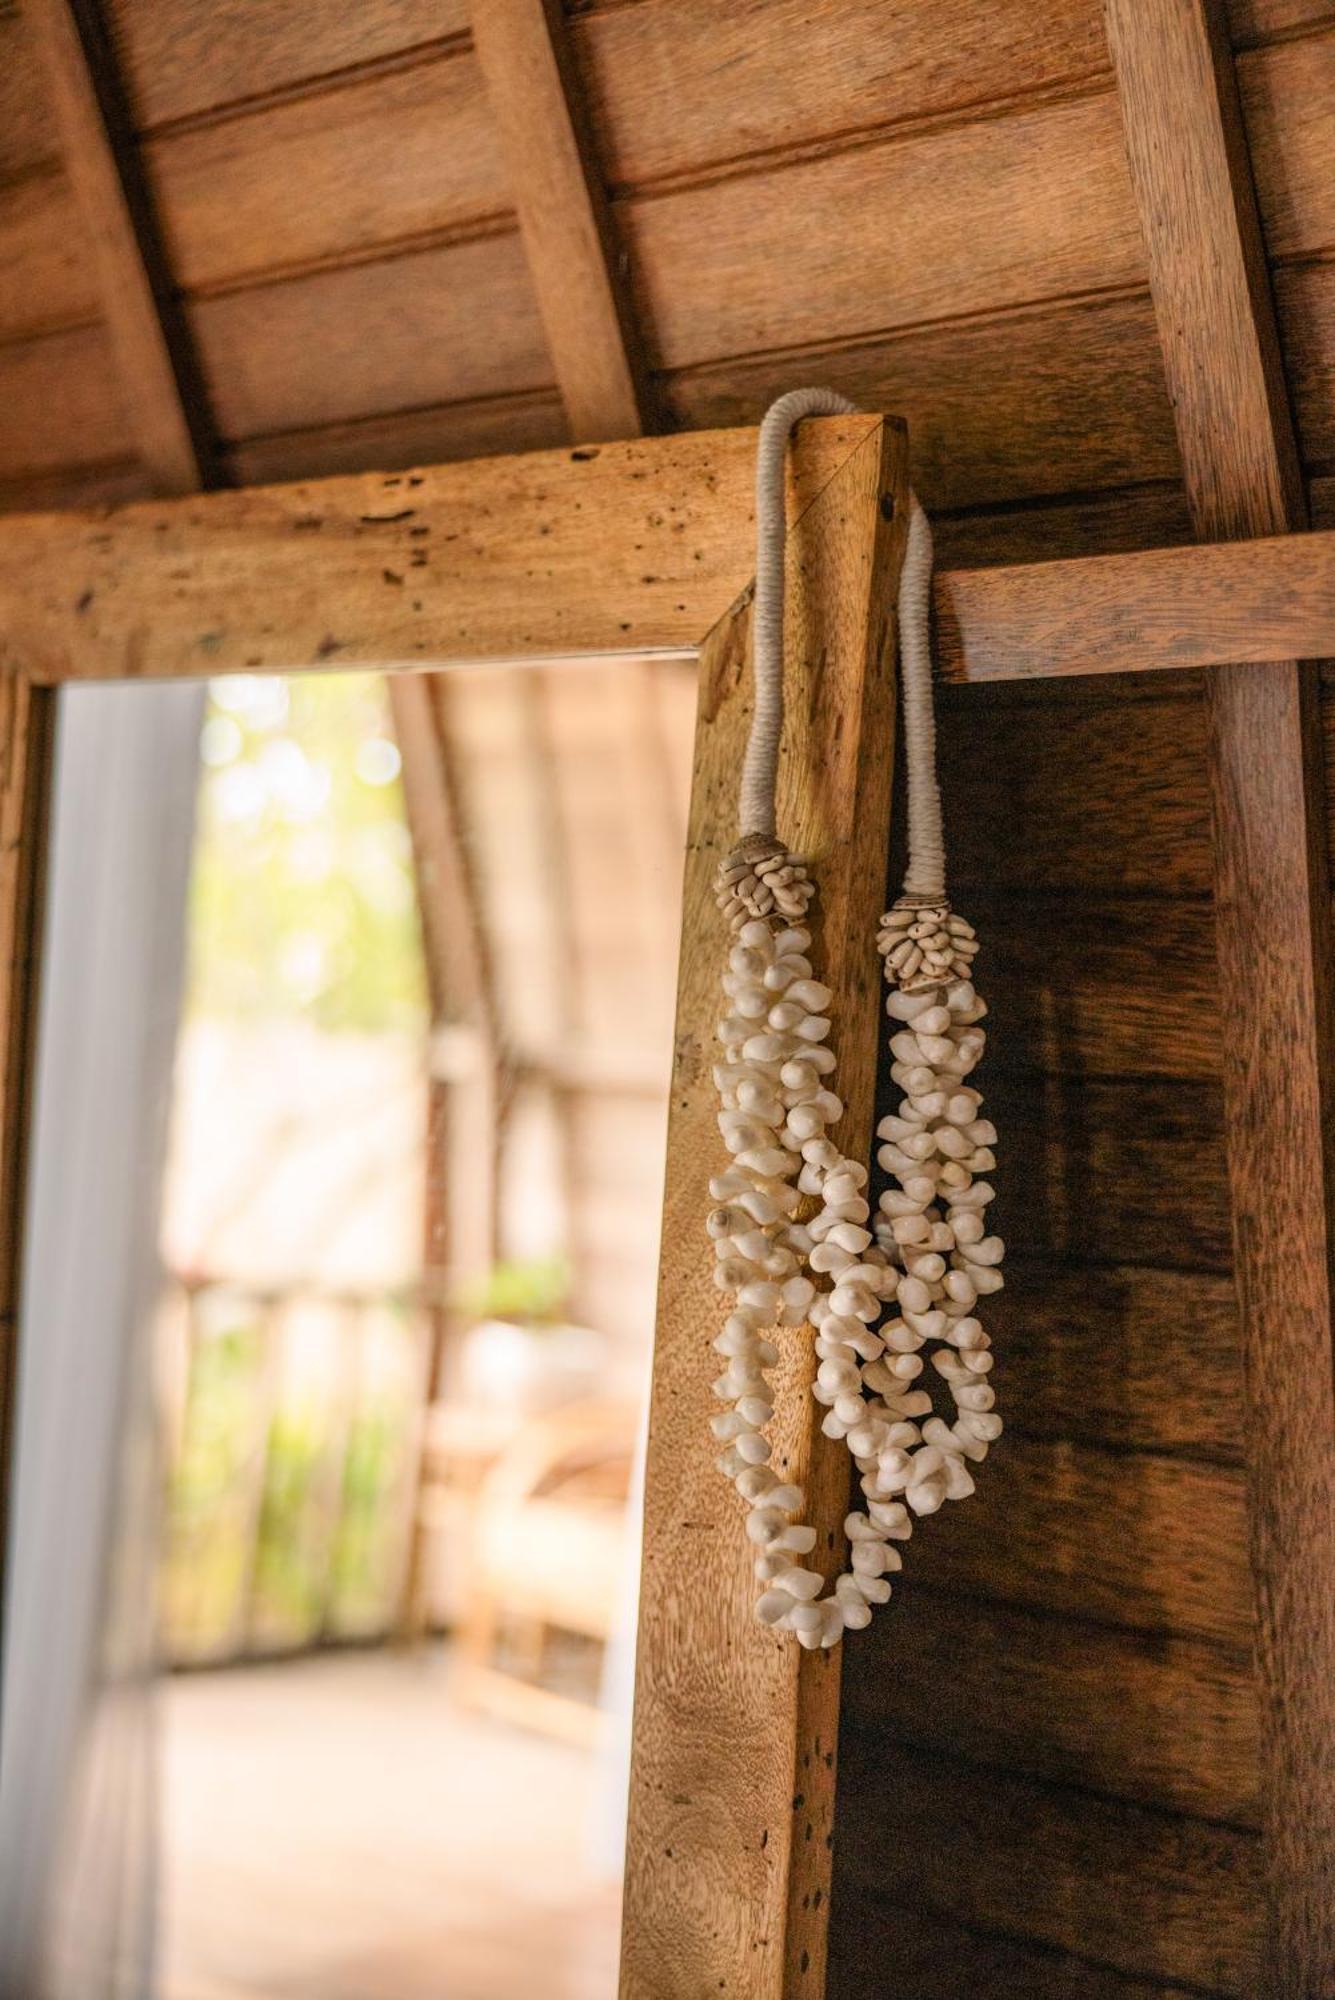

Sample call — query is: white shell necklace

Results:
[708,388,1004,1649]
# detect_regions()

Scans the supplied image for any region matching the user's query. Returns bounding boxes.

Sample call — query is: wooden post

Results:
[1106,0,1335,1983]
[621,415,908,1999]
[0,675,54,1567]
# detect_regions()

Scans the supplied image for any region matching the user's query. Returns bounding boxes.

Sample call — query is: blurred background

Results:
[0,658,695,2000]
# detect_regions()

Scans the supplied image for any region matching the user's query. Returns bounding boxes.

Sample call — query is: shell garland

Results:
[710,848,1003,1648]
[715,832,817,927]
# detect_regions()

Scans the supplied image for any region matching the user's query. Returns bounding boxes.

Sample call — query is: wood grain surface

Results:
[105,0,470,129]
[142,45,508,293]
[470,0,647,441]
[188,228,551,439]
[0,326,134,482]
[623,92,1145,371]
[0,419,874,682]
[989,1259,1243,1459]
[845,1589,1260,1823]
[1107,0,1335,1985]
[836,1743,1264,1993]
[24,0,207,493]
[620,419,907,2000]
[568,0,1110,190]
[0,673,54,1600]
[935,528,1335,682]
[831,1897,1228,2000]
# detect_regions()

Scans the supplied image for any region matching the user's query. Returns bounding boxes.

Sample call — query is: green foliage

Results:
[162,1315,266,1659]
[454,1254,571,1325]
[186,672,427,1033]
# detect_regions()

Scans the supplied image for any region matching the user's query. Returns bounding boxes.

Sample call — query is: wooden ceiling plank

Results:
[1105,0,1335,1985]
[469,0,649,441]
[24,0,210,493]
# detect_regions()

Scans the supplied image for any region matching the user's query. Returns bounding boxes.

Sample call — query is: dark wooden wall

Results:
[2,0,1333,1991]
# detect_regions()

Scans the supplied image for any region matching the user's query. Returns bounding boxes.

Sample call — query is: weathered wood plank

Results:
[1240,27,1335,260]
[0,325,134,481]
[663,290,1181,514]
[845,1591,1261,1823]
[190,229,550,439]
[935,529,1335,683]
[979,894,1220,1078]
[223,391,569,487]
[920,1437,1251,1647]
[0,675,55,1567]
[144,46,507,293]
[830,1898,1220,2000]
[0,9,60,179]
[471,0,648,441]
[0,461,150,519]
[836,1745,1264,1993]
[931,482,1195,570]
[569,0,1110,190]
[1276,259,1335,469]
[105,0,470,131]
[990,1259,1243,1460]
[622,419,907,2000]
[25,0,207,492]
[1228,0,1335,41]
[988,1072,1230,1271]
[623,91,1144,370]
[942,683,1211,895]
[1107,0,1335,1984]
[0,418,875,682]
[0,168,99,340]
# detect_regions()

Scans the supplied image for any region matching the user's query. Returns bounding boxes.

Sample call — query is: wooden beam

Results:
[933,528,1335,684]
[469,0,650,441]
[3,443,1333,687]
[1105,0,1335,1986]
[23,0,213,494]
[0,422,875,684]
[0,677,54,1571]
[621,415,906,2000]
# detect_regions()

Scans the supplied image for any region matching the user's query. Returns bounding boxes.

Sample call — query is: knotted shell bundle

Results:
[708,388,1003,1648]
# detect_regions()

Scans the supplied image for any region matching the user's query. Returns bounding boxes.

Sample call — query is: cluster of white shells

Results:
[710,854,1003,1648]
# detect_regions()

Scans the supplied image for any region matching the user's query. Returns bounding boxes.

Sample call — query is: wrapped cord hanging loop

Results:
[736,387,946,909]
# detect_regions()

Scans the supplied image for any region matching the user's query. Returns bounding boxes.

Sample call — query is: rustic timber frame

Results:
[6,0,1335,1992]
[0,419,1333,1998]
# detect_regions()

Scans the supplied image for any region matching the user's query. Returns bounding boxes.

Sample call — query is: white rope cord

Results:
[738,386,946,908]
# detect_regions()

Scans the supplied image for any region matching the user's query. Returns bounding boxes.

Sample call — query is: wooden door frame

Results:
[1,418,1335,1991]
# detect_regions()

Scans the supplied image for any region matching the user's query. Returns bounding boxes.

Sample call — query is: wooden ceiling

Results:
[4,5,1335,1995]
[0,0,1331,573]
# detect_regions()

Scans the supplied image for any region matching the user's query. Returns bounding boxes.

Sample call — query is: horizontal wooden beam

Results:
[0,421,874,684]
[0,422,1328,690]
[935,528,1335,684]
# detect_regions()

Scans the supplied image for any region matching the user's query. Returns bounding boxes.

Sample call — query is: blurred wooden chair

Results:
[452,1398,638,1744]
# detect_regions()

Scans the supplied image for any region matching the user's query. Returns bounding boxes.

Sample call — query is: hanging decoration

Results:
[708,388,1003,1648]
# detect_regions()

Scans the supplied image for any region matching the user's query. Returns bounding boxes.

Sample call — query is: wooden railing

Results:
[158,1274,427,1667]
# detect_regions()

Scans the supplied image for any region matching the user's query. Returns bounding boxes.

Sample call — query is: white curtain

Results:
[0,682,205,2000]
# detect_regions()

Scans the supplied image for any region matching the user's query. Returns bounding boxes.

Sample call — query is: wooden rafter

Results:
[1105,0,1335,1985]
[23,0,213,493]
[469,0,650,441]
